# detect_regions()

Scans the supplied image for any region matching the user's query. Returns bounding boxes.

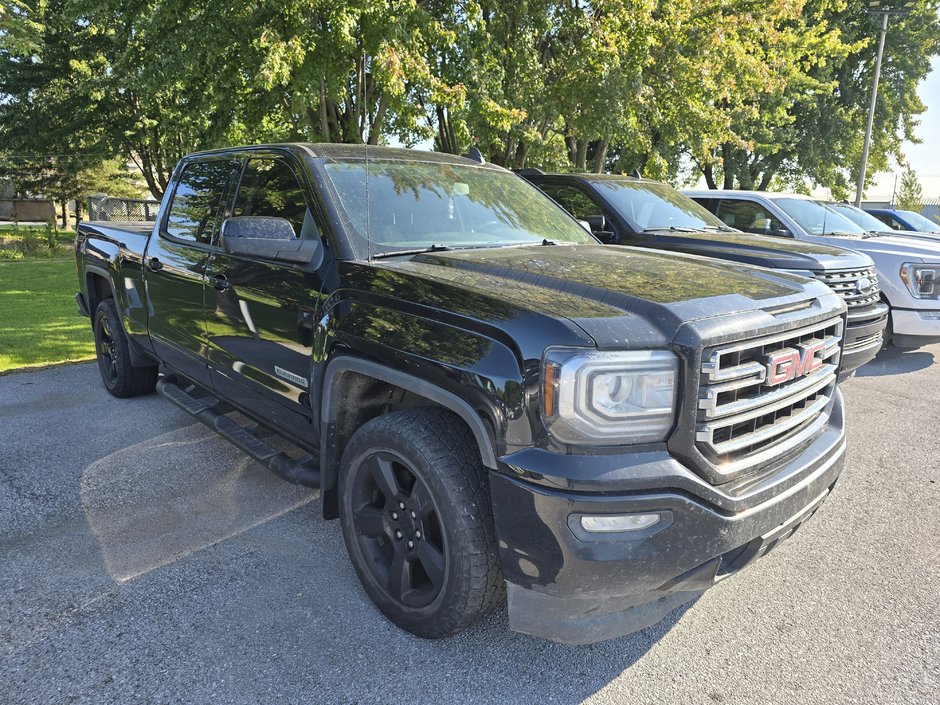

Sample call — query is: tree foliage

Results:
[895,165,925,212]
[1,0,938,200]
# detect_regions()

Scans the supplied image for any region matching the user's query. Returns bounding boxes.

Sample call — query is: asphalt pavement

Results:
[1,347,938,705]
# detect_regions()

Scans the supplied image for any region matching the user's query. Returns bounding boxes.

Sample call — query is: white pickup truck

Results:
[687,190,940,348]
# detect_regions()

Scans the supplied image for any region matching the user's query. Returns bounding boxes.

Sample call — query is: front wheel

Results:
[338,408,503,638]
[93,299,157,398]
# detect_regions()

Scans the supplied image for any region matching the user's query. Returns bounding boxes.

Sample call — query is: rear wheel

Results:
[338,408,502,638]
[93,298,157,398]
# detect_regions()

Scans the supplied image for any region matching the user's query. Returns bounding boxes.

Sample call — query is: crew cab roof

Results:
[184,143,499,169]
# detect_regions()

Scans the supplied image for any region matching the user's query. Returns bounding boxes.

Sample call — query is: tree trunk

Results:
[575,139,588,170]
[592,138,608,173]
[318,79,331,141]
[721,144,734,189]
[703,164,717,190]
[60,201,68,230]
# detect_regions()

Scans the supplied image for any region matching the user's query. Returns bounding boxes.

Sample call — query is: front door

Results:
[144,158,240,385]
[204,154,329,443]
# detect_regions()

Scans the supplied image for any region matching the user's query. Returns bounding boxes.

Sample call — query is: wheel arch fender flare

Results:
[318,356,499,517]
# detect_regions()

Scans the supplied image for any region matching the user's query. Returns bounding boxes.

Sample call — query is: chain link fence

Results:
[86,194,161,222]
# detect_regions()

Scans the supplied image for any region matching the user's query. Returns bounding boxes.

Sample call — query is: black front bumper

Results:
[489,390,846,645]
[839,301,889,378]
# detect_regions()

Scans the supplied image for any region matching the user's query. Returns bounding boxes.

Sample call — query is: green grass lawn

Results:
[0,259,95,372]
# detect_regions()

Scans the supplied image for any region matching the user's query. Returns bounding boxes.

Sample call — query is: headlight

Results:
[900,263,939,299]
[541,349,679,445]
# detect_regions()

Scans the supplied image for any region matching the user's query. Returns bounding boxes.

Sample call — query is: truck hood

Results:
[635,230,870,271]
[869,229,940,247]
[826,233,940,262]
[381,244,836,349]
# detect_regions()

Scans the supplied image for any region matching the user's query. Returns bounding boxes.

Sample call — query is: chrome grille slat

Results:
[702,394,832,456]
[811,267,881,310]
[701,364,837,420]
[696,317,843,474]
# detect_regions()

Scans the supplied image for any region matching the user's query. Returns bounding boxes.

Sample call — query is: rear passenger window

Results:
[234,158,316,238]
[716,199,785,235]
[165,160,238,244]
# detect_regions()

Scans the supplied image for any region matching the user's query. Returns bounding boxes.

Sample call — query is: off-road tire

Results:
[338,407,503,639]
[93,298,158,398]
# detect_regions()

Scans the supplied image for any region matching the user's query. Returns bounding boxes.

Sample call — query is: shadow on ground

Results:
[5,419,692,704]
[855,345,934,377]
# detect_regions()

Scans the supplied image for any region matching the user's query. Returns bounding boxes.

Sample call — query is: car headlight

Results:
[541,349,679,445]
[900,263,939,299]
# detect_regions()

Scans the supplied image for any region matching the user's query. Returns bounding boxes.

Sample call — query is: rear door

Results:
[203,153,329,442]
[144,157,240,384]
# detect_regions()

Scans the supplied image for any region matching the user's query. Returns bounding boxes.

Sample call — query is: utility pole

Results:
[854,2,915,208]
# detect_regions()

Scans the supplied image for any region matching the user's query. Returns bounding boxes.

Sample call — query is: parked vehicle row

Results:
[520,171,888,377]
[685,190,940,349]
[78,144,914,646]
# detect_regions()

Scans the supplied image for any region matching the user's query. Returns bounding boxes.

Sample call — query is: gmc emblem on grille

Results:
[763,342,825,386]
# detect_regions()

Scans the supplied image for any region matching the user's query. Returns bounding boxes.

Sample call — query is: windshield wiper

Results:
[701,225,737,232]
[643,226,703,233]
[863,230,890,239]
[371,244,454,259]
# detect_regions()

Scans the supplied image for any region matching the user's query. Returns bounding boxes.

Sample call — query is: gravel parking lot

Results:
[1,348,938,705]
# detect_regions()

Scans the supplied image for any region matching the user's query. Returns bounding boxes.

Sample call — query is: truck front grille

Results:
[696,318,843,475]
[812,267,880,309]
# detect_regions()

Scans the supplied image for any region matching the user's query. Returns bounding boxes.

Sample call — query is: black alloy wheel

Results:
[338,408,503,639]
[349,450,447,607]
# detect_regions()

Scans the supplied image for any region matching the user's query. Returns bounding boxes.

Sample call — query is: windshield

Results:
[898,210,940,233]
[593,180,730,231]
[319,159,594,259]
[826,203,891,232]
[775,198,868,237]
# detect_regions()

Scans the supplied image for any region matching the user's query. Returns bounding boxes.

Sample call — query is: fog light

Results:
[918,311,940,320]
[580,513,661,533]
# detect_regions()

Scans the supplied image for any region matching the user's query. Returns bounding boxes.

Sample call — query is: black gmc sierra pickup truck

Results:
[76,144,848,644]
[522,171,888,378]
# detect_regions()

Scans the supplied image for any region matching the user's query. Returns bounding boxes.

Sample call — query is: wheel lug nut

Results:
[395,530,403,540]
[415,530,421,538]
[398,501,405,510]
[391,512,398,520]
[410,511,416,519]
[407,540,414,549]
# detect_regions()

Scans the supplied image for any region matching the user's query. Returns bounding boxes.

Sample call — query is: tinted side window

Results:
[538,184,603,220]
[716,199,785,235]
[234,158,315,238]
[165,160,237,244]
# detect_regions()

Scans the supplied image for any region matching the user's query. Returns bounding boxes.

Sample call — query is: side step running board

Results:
[156,376,320,488]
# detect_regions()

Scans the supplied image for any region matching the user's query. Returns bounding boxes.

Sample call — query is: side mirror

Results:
[584,215,606,232]
[582,214,620,244]
[772,228,793,238]
[220,216,322,265]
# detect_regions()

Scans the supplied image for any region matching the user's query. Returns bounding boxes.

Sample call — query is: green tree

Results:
[687,0,940,195]
[895,165,924,212]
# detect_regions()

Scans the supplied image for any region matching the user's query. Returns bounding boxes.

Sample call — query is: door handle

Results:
[209,274,231,291]
[147,257,163,272]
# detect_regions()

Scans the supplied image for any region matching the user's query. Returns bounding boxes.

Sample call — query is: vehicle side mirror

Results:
[220,216,322,265]
[582,214,620,244]
[772,228,793,238]
[584,215,606,232]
